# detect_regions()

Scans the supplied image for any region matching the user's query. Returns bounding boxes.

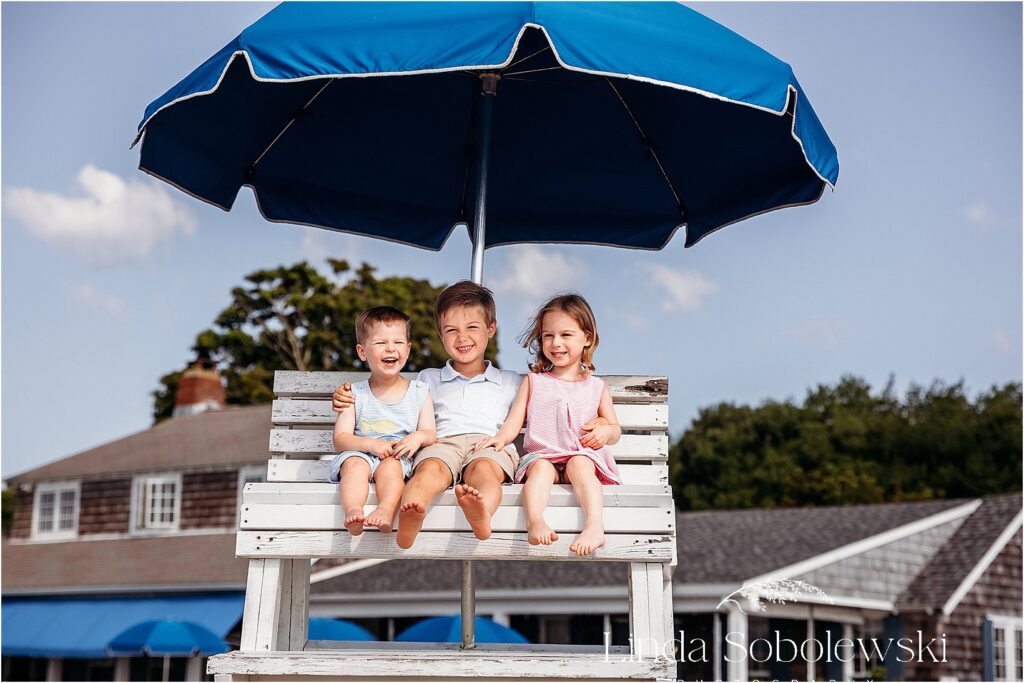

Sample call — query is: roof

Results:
[897,492,1022,609]
[6,406,271,483]
[311,496,987,595]
[673,496,971,583]
[2,533,247,593]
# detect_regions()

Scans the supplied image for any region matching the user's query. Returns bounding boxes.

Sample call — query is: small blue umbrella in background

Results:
[107,619,228,682]
[307,618,377,641]
[396,615,529,644]
[134,2,838,283]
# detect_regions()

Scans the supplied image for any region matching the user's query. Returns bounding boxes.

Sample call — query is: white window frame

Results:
[31,480,80,540]
[989,614,1023,683]
[237,465,266,523]
[129,472,183,535]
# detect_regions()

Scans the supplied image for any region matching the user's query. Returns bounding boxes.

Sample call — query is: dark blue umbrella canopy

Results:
[307,618,377,641]
[106,619,229,657]
[396,615,529,644]
[136,2,838,250]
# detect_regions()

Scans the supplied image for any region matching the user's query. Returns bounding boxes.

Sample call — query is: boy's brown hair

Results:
[518,293,600,373]
[433,280,496,332]
[355,306,411,344]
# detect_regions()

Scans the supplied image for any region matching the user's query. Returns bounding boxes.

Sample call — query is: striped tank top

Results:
[517,372,621,485]
[350,379,429,440]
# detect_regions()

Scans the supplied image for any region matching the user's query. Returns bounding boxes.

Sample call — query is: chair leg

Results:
[240,559,284,651]
[286,559,311,650]
[628,562,669,659]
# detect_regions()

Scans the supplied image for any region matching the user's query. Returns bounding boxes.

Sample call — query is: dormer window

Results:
[130,473,182,534]
[32,481,79,539]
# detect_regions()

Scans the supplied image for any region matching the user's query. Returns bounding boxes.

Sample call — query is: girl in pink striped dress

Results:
[473,294,621,556]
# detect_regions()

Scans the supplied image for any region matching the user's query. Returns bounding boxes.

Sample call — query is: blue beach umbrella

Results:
[106,619,229,657]
[396,615,529,644]
[134,2,838,281]
[308,617,377,641]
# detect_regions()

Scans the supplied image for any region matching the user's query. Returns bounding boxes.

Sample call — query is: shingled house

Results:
[307,493,1022,682]
[2,363,263,682]
[3,362,1021,681]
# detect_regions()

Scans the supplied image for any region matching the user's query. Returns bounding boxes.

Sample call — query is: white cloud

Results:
[490,245,587,299]
[69,283,126,318]
[784,317,841,347]
[992,331,1014,354]
[4,165,196,264]
[644,263,719,312]
[962,200,996,231]
[623,312,649,331]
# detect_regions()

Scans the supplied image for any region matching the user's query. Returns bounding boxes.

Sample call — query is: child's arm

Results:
[333,409,394,458]
[580,385,621,449]
[332,383,356,413]
[393,396,437,460]
[473,377,530,452]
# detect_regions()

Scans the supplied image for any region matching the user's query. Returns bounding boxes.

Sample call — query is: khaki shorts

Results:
[413,433,519,485]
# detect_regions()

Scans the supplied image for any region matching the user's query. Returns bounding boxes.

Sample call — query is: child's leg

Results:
[458,458,506,541]
[521,459,559,546]
[365,458,404,533]
[565,456,605,556]
[338,458,372,536]
[397,458,453,549]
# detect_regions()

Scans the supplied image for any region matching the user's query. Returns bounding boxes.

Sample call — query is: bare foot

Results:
[344,509,365,536]
[527,519,559,546]
[569,526,605,556]
[396,501,426,549]
[455,484,491,540]
[364,507,394,533]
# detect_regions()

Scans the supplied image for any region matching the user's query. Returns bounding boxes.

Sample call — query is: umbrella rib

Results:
[604,78,687,221]
[502,45,551,71]
[248,80,334,176]
[501,66,563,77]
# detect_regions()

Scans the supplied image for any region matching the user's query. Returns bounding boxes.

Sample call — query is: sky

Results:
[2,2,1021,478]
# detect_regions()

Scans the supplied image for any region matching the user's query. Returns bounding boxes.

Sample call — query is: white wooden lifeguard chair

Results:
[208,371,677,681]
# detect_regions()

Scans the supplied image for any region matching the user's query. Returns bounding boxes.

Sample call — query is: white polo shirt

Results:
[417,361,523,439]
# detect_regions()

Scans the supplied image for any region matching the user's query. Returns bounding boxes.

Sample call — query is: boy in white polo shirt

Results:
[333,281,522,549]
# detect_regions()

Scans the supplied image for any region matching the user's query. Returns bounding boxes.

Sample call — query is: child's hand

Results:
[580,423,615,449]
[332,383,355,413]
[392,433,423,460]
[473,436,506,453]
[367,439,395,459]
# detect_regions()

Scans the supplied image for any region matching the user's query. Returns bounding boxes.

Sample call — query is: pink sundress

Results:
[514,372,622,485]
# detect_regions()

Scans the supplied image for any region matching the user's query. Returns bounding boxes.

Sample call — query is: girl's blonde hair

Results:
[518,293,600,374]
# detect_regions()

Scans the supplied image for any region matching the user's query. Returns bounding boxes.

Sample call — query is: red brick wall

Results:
[181,470,239,529]
[906,528,1023,682]
[79,477,132,534]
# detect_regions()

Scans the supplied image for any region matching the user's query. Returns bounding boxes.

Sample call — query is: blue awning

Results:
[2,592,243,659]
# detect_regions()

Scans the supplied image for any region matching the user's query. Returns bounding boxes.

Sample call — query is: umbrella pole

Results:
[463,72,498,652]
[469,74,498,285]
[461,559,476,650]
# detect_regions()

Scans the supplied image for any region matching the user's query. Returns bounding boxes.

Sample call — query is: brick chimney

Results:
[173,357,226,417]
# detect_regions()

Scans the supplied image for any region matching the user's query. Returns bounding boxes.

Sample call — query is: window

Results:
[988,614,1023,682]
[130,473,182,533]
[853,618,886,679]
[32,481,79,539]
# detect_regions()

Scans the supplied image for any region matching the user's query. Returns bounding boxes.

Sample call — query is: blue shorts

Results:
[327,451,415,483]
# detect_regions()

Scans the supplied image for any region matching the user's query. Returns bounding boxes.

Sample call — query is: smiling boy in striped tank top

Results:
[330,306,436,536]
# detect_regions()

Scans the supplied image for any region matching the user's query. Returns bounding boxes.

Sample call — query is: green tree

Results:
[153,260,497,421]
[670,375,1022,510]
